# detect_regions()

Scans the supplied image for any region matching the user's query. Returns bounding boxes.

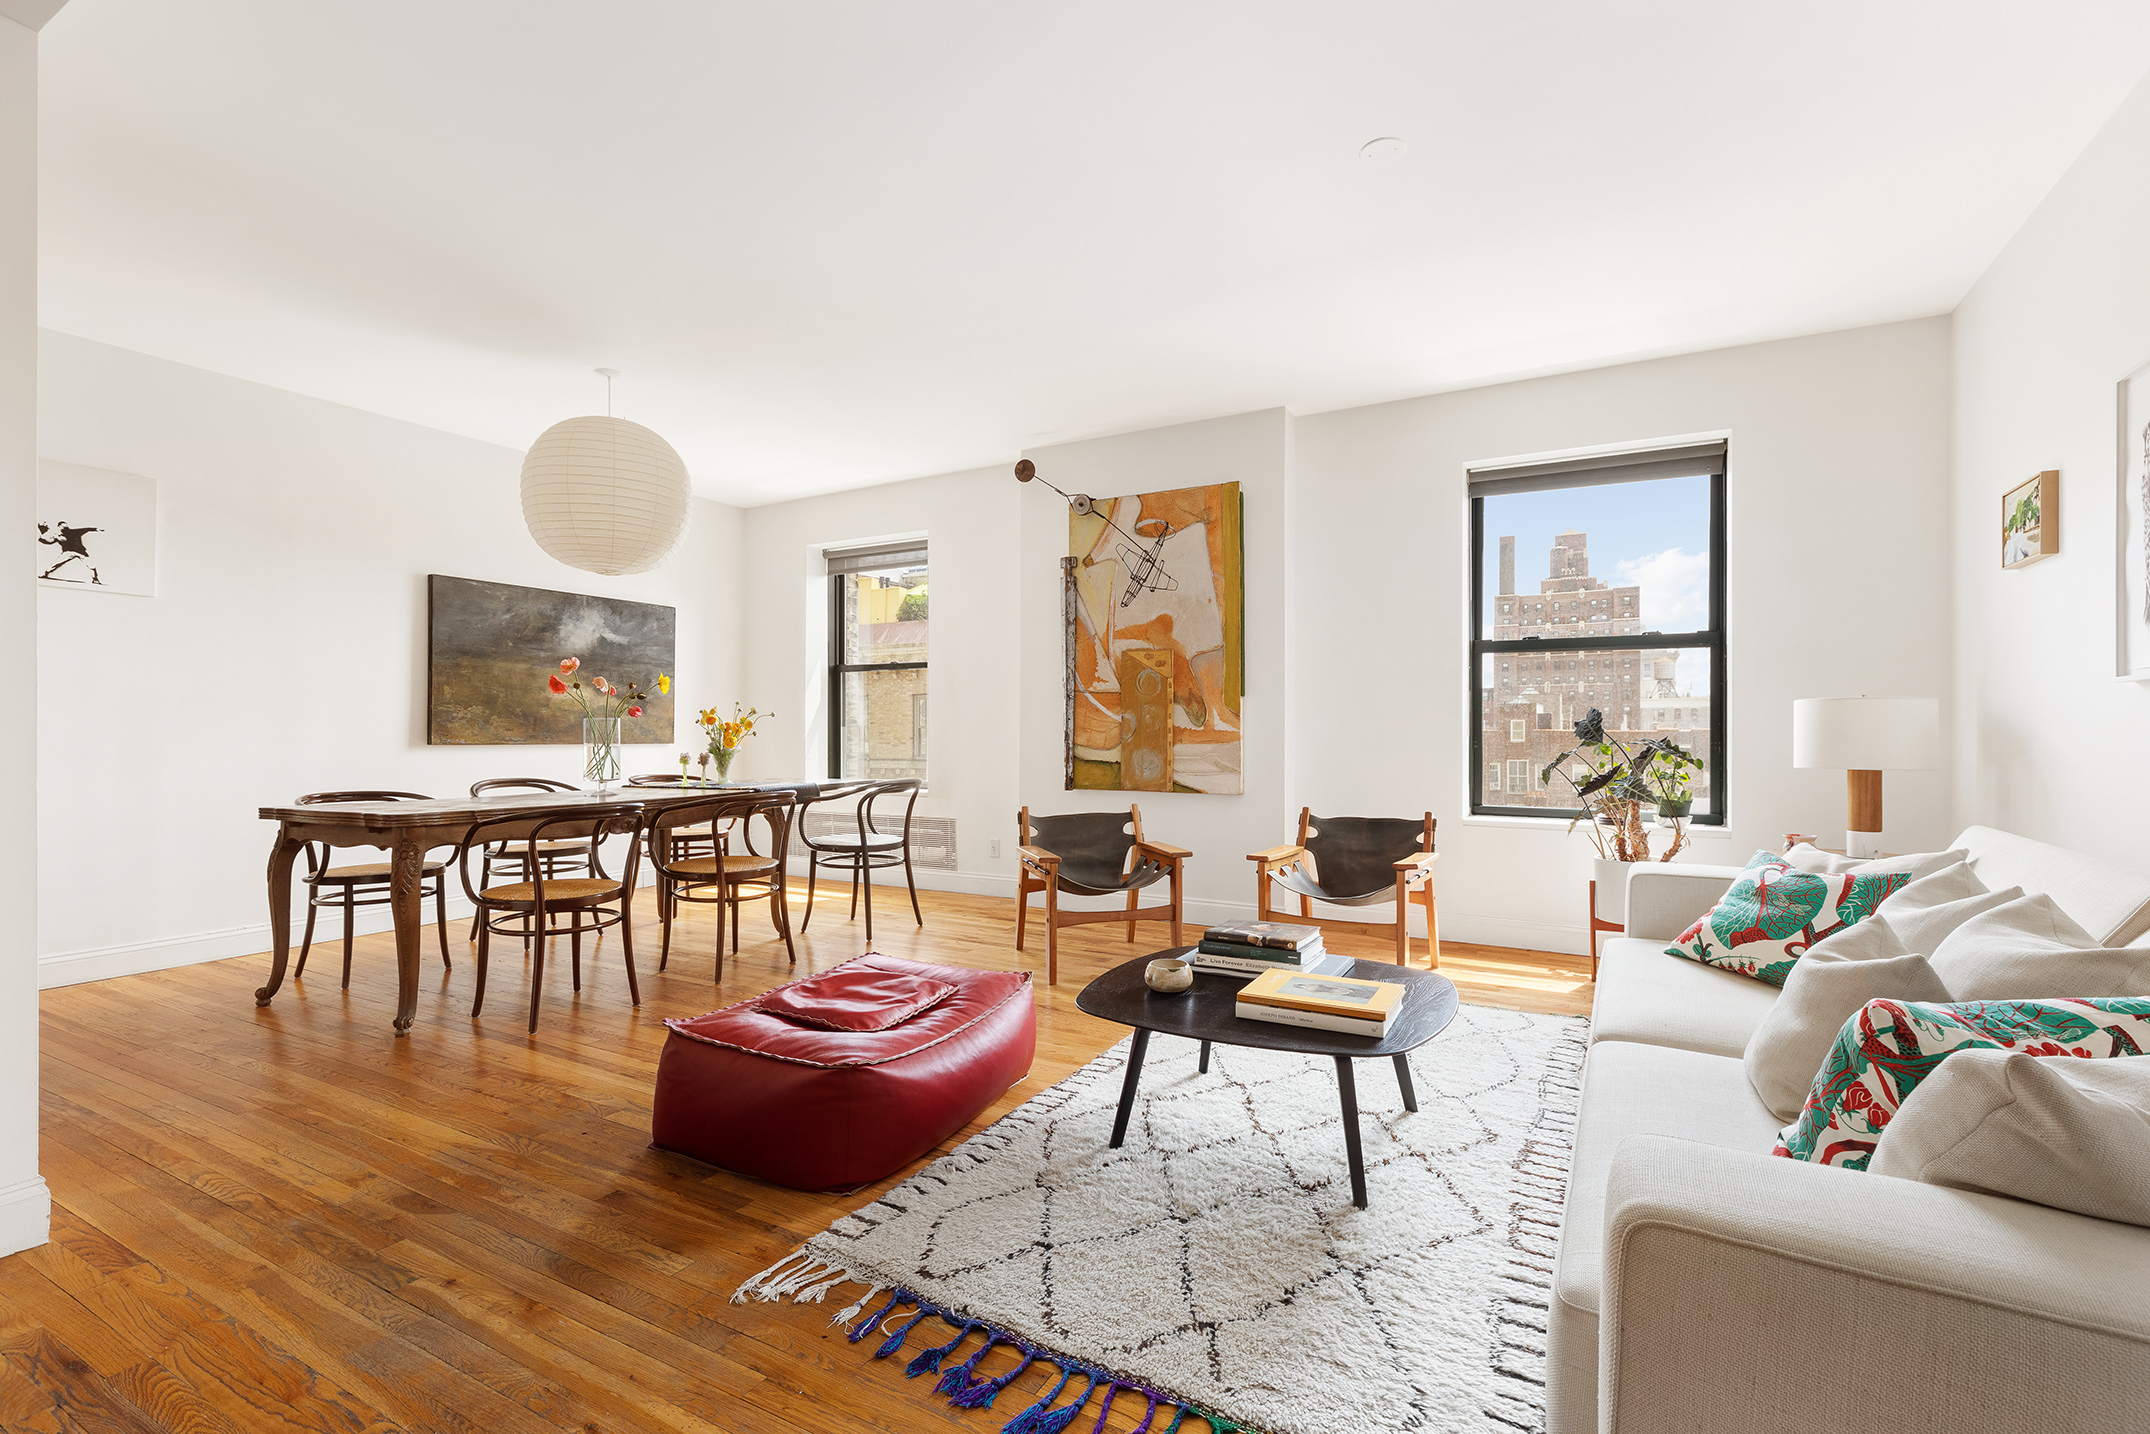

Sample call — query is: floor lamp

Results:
[1792,697,1938,859]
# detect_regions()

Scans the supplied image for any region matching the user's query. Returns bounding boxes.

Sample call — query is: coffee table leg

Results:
[1335,1056,1367,1209]
[1110,1028,1151,1149]
[1393,1053,1417,1112]
[1198,1039,1211,1075]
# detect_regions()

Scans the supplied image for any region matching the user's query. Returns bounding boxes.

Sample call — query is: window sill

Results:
[1457,813,1730,839]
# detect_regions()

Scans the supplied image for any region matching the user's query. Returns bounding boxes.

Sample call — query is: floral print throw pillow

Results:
[1776,997,2150,1169]
[1665,852,1909,988]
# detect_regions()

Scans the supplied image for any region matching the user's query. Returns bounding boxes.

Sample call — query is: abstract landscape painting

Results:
[1068,481,1243,793]
[428,575,676,744]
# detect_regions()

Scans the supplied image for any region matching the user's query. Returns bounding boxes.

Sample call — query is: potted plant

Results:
[1539,709,1697,924]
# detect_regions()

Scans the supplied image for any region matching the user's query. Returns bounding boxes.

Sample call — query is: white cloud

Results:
[1612,547,1708,633]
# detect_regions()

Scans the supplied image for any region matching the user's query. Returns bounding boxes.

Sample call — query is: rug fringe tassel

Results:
[773,1279,1238,1433]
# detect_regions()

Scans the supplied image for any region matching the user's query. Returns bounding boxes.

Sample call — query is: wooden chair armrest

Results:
[1393,850,1439,871]
[1135,840,1192,862]
[1247,844,1305,864]
[1018,845,1060,867]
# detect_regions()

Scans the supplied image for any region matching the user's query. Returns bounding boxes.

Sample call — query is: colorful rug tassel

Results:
[907,1321,977,1378]
[950,1348,1036,1409]
[847,1290,905,1344]
[875,1306,933,1360]
[1002,1371,1097,1434]
[934,1334,1003,1399]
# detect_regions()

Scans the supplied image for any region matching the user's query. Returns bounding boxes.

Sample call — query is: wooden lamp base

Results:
[1846,769,1883,858]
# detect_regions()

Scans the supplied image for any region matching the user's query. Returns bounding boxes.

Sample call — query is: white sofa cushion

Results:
[1871,1049,2150,1226]
[1954,825,2150,946]
[1589,937,1781,1057]
[1872,862,2022,957]
[1743,927,1952,1121]
[1929,894,2150,999]
[1784,843,1967,882]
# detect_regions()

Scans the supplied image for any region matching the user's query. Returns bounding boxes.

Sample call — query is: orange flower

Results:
[547,674,568,694]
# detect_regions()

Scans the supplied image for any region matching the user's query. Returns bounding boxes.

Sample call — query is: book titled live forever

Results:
[1236,967,1406,1022]
[1234,1001,1390,1038]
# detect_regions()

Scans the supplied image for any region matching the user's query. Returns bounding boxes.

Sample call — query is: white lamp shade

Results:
[520,415,691,576]
[1792,697,1939,771]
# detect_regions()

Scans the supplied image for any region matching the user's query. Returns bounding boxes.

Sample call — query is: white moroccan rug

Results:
[736,1003,1588,1434]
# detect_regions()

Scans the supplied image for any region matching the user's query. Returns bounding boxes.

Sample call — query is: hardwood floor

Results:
[0,883,1594,1433]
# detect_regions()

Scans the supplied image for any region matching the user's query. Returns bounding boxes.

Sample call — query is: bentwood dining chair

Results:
[797,778,924,943]
[646,791,799,979]
[455,802,645,1033]
[466,777,595,941]
[293,790,453,989]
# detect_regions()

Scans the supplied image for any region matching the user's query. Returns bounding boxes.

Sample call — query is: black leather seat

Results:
[1250,809,1439,967]
[1016,805,1190,985]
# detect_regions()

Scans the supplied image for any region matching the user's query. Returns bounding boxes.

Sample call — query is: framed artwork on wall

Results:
[2000,470,2058,569]
[2118,357,2150,680]
[1065,481,1244,793]
[35,460,156,597]
[427,574,677,743]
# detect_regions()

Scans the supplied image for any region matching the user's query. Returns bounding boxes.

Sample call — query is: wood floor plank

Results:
[6,885,1593,1433]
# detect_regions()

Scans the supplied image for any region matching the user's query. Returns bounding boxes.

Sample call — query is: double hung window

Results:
[826,540,928,781]
[1468,441,1726,822]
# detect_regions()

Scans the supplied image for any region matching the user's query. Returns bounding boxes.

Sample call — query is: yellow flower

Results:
[657,673,671,695]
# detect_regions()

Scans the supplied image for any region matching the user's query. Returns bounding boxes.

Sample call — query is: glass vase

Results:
[711,745,736,784]
[583,717,622,793]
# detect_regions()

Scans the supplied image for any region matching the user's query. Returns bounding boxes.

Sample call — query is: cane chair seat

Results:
[810,829,905,852]
[476,878,621,906]
[671,853,779,878]
[319,859,448,882]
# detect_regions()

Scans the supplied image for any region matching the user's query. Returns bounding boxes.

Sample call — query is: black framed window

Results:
[826,540,928,781]
[1468,441,1727,823]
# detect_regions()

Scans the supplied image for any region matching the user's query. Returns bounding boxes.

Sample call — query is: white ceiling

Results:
[36,2,2150,505]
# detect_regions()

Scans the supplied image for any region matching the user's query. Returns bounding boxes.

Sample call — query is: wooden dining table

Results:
[257,781,825,1035]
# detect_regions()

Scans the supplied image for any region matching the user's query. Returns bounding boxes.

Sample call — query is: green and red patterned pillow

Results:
[1776,996,2150,1168]
[1665,852,1908,988]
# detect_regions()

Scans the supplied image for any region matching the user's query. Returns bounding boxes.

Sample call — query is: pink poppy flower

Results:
[626,705,643,718]
[560,657,580,674]
[547,674,568,694]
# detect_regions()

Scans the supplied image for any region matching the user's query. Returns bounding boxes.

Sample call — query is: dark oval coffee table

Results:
[1075,949,1459,1208]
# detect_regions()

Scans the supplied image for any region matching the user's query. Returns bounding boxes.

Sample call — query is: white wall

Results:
[740,464,1020,894]
[1018,410,1293,917]
[742,328,1956,955]
[1950,72,2150,870]
[1,10,52,1257]
[1295,319,1956,950]
[35,332,745,986]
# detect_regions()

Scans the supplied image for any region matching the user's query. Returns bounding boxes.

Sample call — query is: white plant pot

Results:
[1592,858,1637,926]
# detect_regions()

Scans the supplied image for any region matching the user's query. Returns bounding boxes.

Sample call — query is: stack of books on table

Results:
[1234,966,1406,1039]
[1193,922,1352,979]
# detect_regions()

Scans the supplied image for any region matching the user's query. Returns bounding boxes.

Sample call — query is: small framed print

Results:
[2001,469,2058,570]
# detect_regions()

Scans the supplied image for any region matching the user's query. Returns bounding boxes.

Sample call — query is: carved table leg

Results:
[256,826,304,1006]
[389,832,427,1036]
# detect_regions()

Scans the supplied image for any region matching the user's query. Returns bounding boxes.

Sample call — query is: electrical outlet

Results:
[989,839,1002,859]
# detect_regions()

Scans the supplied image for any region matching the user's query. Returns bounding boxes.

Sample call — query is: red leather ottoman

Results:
[651,954,1035,1191]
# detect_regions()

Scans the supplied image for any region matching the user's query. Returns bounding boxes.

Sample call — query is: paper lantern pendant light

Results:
[520,370,691,576]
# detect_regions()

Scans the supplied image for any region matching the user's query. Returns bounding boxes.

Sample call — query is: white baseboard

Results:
[0,1176,50,1256]
[42,864,1588,989]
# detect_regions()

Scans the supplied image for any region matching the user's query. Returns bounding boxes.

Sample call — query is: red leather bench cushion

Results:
[651,954,1035,1192]
[753,966,957,1032]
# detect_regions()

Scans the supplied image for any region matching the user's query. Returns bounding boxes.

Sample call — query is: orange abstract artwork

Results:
[1068,482,1244,793]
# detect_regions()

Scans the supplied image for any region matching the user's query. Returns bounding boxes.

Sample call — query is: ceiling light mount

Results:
[1358,136,1408,163]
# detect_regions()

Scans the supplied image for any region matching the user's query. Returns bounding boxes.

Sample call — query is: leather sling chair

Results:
[1247,809,1439,967]
[1014,805,1190,986]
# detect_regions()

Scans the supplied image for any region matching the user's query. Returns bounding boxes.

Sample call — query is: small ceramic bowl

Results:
[1144,957,1194,993]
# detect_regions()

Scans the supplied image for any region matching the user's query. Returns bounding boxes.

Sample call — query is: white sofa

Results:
[1551,826,2150,1434]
